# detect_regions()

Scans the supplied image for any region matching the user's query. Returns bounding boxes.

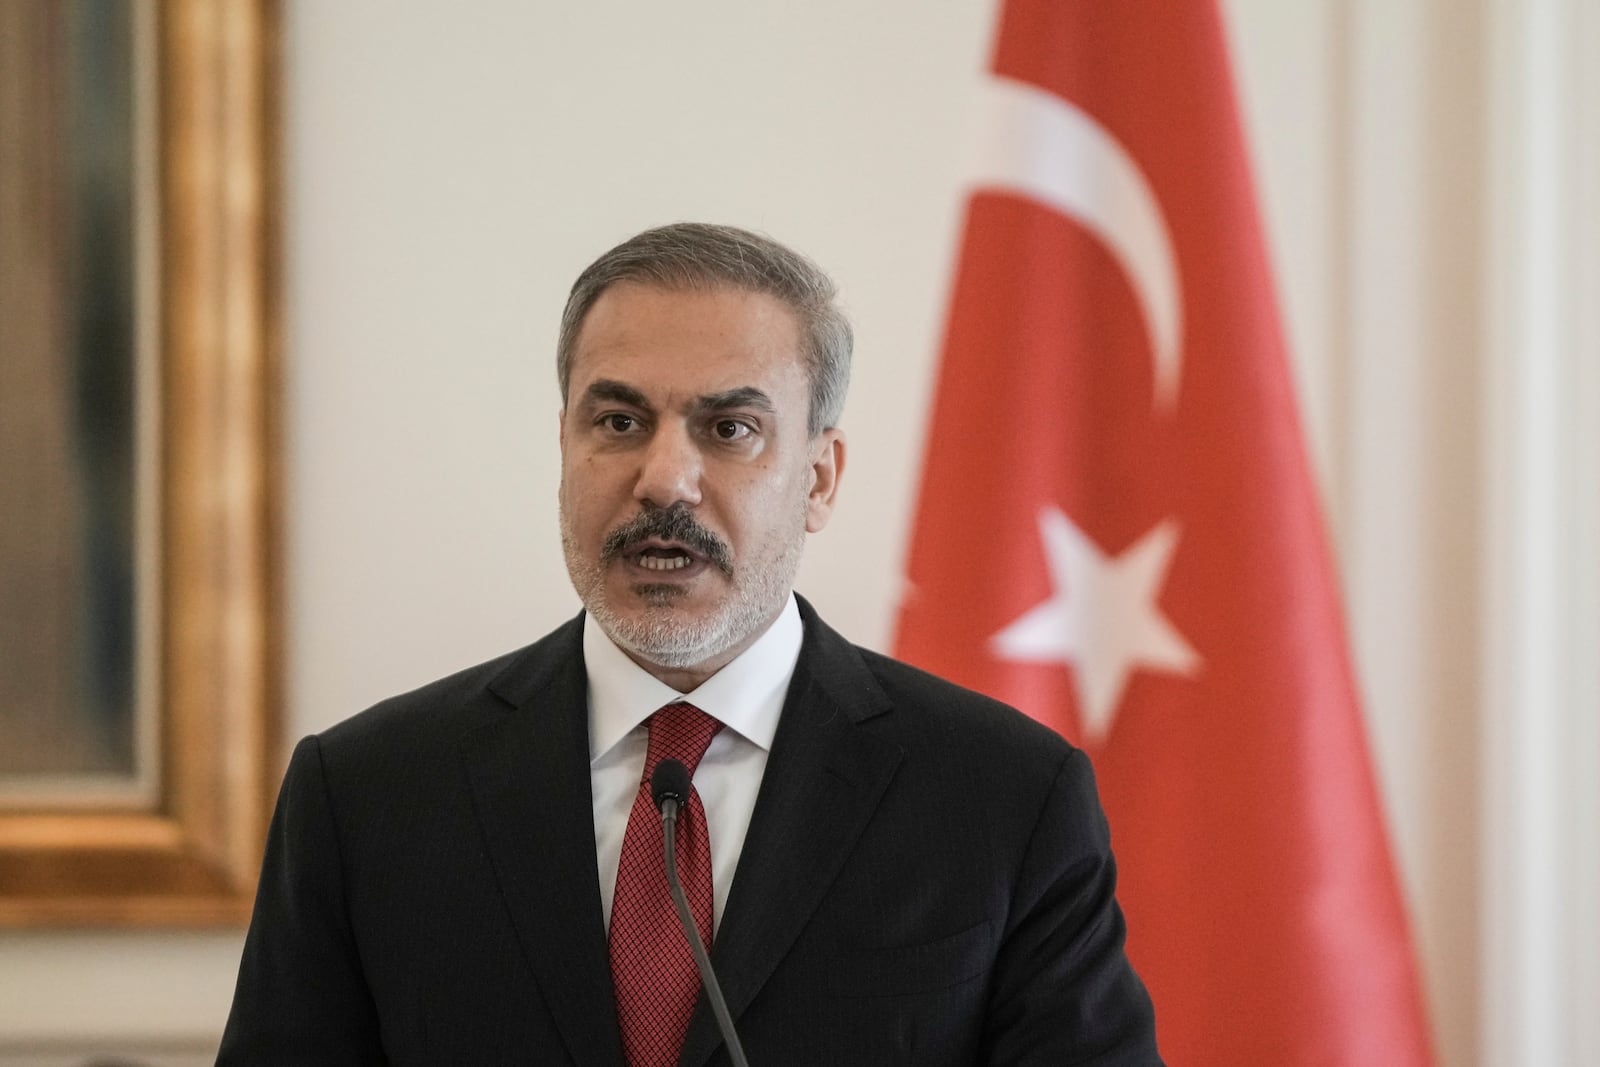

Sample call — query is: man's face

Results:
[558,282,844,687]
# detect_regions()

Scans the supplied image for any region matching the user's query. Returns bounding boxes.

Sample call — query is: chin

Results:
[591,593,757,672]
[601,614,728,670]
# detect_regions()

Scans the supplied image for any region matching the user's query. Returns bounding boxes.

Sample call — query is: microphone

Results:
[650,759,751,1067]
[650,758,693,816]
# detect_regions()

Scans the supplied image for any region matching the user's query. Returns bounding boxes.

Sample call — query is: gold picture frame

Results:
[0,0,280,925]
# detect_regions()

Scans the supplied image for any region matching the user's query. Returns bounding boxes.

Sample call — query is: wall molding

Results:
[1481,0,1600,1063]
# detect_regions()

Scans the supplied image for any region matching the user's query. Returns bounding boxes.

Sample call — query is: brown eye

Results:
[601,414,637,432]
[714,419,751,441]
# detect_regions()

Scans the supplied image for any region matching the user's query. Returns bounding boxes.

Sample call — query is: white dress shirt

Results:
[586,595,802,933]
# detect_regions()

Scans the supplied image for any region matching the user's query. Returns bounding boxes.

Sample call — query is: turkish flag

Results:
[893,2,1436,1062]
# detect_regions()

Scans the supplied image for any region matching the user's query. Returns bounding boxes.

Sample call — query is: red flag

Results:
[893,2,1435,1061]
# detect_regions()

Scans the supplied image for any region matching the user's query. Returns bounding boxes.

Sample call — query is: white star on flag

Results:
[990,506,1201,743]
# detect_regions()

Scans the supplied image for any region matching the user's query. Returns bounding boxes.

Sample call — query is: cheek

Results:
[733,467,813,534]
[559,466,603,532]
[557,464,578,519]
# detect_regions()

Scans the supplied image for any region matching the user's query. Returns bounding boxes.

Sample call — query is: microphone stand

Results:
[661,796,751,1067]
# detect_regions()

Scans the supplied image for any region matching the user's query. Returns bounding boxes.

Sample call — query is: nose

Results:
[633,422,703,510]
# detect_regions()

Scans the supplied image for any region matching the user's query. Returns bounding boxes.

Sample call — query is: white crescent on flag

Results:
[971,76,1184,412]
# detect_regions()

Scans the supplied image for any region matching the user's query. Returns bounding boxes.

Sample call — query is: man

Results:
[219,223,1161,1065]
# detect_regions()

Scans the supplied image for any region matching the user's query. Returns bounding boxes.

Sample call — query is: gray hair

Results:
[556,223,852,435]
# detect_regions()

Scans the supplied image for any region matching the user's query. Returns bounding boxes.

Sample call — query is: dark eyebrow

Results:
[582,379,652,411]
[697,387,776,414]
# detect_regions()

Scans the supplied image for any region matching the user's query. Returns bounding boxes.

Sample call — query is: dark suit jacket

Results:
[219,598,1160,1065]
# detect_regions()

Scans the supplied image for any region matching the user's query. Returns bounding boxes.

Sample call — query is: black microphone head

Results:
[651,759,692,813]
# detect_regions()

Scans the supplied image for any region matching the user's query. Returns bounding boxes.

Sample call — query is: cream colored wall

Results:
[7,2,1596,1063]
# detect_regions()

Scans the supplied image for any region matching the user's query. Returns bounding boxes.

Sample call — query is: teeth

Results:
[638,554,691,572]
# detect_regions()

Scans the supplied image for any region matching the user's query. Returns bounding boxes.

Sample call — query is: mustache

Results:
[599,505,734,575]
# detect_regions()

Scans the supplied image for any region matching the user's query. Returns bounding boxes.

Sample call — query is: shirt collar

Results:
[584,594,803,763]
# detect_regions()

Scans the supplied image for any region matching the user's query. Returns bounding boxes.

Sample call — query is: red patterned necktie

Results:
[609,702,723,1067]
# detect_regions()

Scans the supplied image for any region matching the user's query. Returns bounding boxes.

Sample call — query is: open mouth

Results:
[634,546,696,572]
[599,506,734,577]
[625,539,707,575]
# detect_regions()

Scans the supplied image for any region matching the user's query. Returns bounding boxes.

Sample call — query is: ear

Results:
[558,408,567,453]
[804,428,846,533]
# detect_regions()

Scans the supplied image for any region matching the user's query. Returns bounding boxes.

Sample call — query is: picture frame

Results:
[0,0,280,926]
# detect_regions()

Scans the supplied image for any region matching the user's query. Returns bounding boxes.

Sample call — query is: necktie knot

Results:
[642,702,721,783]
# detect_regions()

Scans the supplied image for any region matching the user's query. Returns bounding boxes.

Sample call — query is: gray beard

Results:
[559,505,805,672]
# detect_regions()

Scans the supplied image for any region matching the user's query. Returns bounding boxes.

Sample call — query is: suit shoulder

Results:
[852,645,1080,763]
[316,615,582,758]
[827,641,1112,861]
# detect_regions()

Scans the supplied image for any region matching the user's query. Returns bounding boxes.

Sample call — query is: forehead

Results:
[567,282,809,404]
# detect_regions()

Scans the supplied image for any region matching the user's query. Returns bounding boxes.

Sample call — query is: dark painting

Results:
[0,1,147,795]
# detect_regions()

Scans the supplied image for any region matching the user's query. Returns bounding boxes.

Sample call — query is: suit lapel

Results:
[679,604,903,1067]
[461,616,627,1067]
